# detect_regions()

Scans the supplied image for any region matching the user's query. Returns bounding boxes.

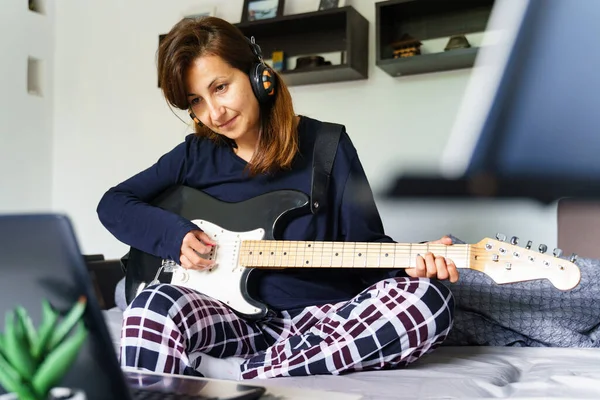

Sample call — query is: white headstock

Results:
[471,235,581,290]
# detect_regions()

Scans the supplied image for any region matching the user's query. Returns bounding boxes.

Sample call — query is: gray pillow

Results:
[442,235,600,347]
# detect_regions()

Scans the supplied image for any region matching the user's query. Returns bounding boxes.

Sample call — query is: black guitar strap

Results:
[310,121,343,214]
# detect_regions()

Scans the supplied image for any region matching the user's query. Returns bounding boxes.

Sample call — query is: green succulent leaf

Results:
[16,307,38,353]
[32,300,58,360]
[0,351,22,394]
[32,321,88,398]
[47,296,87,351]
[3,311,36,378]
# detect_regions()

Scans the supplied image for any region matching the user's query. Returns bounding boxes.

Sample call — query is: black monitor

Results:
[389,0,600,203]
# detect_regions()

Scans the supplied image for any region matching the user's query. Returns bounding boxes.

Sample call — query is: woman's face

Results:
[185,55,260,142]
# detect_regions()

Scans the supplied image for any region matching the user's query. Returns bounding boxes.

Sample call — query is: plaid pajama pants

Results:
[121,277,454,379]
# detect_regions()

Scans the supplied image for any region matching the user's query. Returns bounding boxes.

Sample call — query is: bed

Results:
[102,308,600,399]
[100,198,600,399]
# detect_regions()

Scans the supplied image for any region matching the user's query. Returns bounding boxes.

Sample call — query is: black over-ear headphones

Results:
[246,36,277,104]
[188,36,277,126]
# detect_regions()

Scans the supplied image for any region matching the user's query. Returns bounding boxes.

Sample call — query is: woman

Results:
[97,17,458,380]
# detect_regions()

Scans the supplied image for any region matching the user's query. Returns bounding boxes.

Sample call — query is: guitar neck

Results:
[239,240,473,269]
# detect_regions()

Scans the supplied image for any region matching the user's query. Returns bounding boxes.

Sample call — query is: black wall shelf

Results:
[235,6,368,86]
[375,0,495,77]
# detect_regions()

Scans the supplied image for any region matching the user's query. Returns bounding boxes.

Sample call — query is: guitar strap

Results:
[310,121,343,214]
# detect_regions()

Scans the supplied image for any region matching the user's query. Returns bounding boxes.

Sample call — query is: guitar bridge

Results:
[161,259,179,273]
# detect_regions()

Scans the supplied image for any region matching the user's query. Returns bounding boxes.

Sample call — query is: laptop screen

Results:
[442,0,600,199]
[0,214,130,399]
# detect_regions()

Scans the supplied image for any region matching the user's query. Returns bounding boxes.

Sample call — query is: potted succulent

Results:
[0,297,88,400]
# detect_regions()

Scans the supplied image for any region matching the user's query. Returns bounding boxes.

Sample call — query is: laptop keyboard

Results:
[131,388,218,400]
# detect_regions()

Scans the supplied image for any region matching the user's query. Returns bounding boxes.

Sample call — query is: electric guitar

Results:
[124,186,581,320]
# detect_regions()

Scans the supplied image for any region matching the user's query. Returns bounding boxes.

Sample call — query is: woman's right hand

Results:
[179,230,217,270]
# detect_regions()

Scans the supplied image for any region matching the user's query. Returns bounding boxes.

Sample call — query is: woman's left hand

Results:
[405,236,459,283]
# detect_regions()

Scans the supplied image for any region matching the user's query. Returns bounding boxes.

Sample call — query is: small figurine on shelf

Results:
[294,55,331,70]
[444,34,471,51]
[391,34,422,58]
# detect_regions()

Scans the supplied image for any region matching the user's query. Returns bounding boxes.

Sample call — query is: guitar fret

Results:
[304,241,312,267]
[267,241,274,267]
[277,240,283,267]
[365,243,380,268]
[294,241,301,268]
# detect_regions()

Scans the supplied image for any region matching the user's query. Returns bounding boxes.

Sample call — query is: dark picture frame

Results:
[318,0,346,11]
[241,0,285,23]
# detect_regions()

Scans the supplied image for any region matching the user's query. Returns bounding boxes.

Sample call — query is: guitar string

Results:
[210,239,561,269]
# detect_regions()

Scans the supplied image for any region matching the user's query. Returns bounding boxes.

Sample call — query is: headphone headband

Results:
[247,36,264,63]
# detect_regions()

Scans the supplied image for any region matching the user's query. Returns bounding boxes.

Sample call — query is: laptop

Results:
[0,213,266,400]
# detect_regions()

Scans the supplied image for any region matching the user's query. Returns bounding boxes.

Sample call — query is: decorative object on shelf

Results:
[294,55,332,70]
[391,34,422,58]
[271,51,286,72]
[241,0,285,23]
[183,7,216,19]
[318,0,346,11]
[376,0,494,77]
[0,297,88,400]
[235,6,368,86]
[444,34,471,51]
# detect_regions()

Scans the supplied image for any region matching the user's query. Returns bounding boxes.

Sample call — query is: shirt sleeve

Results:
[96,135,200,262]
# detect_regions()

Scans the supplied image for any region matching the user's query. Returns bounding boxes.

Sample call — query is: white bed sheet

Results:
[103,309,600,399]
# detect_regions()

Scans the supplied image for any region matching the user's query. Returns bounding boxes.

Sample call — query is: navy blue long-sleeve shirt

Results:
[97,116,397,311]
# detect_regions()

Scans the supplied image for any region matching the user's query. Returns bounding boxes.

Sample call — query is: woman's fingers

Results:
[411,252,459,282]
[195,230,216,247]
[435,256,449,281]
[180,246,215,270]
[446,259,460,283]
[423,252,438,279]
[180,230,216,270]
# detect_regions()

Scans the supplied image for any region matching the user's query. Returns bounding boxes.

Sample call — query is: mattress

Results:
[103,309,600,399]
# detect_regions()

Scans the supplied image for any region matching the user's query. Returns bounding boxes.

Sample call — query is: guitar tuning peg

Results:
[538,244,548,253]
[496,233,506,242]
[553,248,563,258]
[510,236,519,245]
[525,240,533,250]
[569,253,578,263]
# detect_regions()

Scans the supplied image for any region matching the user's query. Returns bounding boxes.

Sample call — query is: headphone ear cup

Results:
[250,62,277,104]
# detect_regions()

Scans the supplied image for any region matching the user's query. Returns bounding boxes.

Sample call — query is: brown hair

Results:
[157,17,298,175]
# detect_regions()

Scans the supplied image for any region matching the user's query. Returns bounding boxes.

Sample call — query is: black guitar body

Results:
[123,185,310,318]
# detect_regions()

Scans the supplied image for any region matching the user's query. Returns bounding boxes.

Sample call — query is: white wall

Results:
[1,0,55,212]
[50,0,558,258]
